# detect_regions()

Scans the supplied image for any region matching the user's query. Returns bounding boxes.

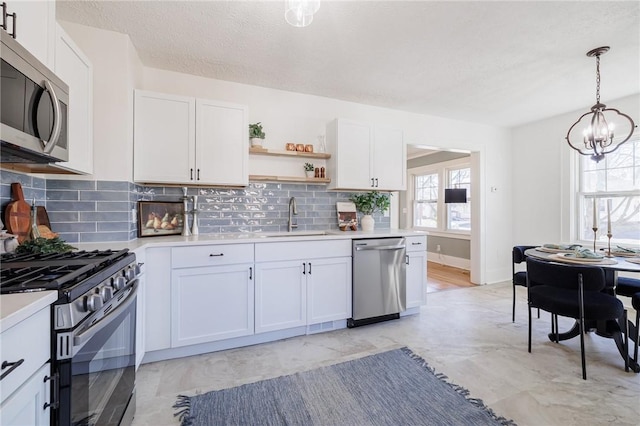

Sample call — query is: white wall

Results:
[59,21,143,181]
[511,93,640,246]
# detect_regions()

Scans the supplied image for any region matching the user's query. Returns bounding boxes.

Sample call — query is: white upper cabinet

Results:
[4,0,55,68]
[134,90,248,186]
[327,118,406,191]
[53,24,93,174]
[134,90,196,184]
[196,98,248,186]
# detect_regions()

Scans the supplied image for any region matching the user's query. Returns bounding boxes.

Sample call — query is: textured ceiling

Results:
[57,1,640,128]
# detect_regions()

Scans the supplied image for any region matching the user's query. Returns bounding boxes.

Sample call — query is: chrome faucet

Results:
[288,197,298,232]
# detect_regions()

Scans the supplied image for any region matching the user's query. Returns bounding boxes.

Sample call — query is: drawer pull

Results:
[209,253,224,257]
[411,242,422,245]
[0,359,24,380]
[44,372,59,410]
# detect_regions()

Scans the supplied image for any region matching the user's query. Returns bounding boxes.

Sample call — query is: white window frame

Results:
[572,132,640,248]
[408,157,471,238]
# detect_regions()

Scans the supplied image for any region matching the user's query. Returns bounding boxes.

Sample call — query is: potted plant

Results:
[304,162,315,178]
[249,122,266,147]
[349,191,391,231]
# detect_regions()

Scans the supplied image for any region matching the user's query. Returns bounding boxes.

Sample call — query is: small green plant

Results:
[249,122,265,139]
[304,162,315,171]
[349,191,391,215]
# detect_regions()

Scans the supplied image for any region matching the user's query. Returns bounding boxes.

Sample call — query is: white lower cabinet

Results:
[255,239,352,333]
[254,261,307,333]
[144,248,172,352]
[0,306,52,426]
[405,235,427,308]
[171,263,254,347]
[307,257,352,324]
[0,363,51,426]
[169,244,255,348]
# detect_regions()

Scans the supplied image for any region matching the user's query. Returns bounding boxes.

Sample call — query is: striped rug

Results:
[174,347,515,426]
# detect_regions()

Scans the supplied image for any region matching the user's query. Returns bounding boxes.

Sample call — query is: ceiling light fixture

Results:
[285,0,320,28]
[565,46,636,163]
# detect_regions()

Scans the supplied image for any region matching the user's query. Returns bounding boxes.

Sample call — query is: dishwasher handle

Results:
[354,244,406,251]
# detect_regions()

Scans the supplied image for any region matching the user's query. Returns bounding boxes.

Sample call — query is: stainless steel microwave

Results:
[1,30,69,164]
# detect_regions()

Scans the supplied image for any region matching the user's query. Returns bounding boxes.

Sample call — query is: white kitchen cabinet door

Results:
[144,248,172,352]
[0,363,50,426]
[255,261,306,333]
[53,24,94,174]
[372,126,406,191]
[6,0,55,68]
[196,99,248,186]
[327,119,406,191]
[406,250,427,308]
[307,257,352,324]
[327,119,372,190]
[134,90,196,184]
[171,263,254,347]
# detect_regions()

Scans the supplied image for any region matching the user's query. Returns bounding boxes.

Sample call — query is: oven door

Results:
[56,280,138,426]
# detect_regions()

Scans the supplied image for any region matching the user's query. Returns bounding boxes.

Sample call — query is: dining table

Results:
[525,247,640,373]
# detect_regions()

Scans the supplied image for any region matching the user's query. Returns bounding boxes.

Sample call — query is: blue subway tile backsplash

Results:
[0,172,390,243]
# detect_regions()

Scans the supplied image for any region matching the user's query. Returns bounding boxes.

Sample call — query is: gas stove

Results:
[0,249,137,301]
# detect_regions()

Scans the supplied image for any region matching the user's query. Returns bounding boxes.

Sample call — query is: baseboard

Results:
[426,252,470,270]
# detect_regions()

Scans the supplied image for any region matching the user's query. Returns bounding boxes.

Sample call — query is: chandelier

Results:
[285,0,320,27]
[565,46,636,163]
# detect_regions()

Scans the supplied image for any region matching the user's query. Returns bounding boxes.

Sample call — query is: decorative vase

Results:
[305,170,315,178]
[361,214,374,231]
[250,138,263,147]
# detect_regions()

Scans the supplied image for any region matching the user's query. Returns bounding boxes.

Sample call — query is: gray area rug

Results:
[173,347,516,426]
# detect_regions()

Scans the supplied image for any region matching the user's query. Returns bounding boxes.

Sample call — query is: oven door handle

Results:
[72,280,138,350]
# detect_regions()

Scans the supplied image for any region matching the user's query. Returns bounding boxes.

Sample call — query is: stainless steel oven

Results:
[0,249,140,426]
[56,280,138,426]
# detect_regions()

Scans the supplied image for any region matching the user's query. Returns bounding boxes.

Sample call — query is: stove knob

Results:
[85,294,103,312]
[125,268,136,281]
[134,263,143,275]
[113,276,127,290]
[100,286,114,302]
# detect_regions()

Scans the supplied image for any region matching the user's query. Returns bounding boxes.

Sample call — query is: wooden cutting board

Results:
[4,183,31,243]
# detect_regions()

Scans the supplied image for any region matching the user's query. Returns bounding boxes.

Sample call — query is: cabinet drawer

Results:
[255,239,351,262]
[172,244,254,268]
[0,307,50,402]
[405,235,427,252]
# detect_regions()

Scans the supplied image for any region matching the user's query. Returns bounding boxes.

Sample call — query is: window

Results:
[578,135,640,245]
[413,173,438,228]
[447,167,471,231]
[409,158,471,234]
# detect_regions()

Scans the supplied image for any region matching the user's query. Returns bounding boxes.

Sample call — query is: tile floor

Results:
[132,281,640,425]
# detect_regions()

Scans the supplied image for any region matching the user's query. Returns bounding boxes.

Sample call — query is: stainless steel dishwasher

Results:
[348,237,406,327]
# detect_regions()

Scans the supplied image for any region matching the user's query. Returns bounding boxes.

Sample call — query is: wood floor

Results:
[426,261,475,292]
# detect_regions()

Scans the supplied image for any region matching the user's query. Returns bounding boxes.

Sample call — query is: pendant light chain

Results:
[595,53,601,104]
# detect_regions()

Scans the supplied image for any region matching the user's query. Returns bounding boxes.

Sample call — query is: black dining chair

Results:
[632,293,640,366]
[526,257,626,380]
[616,276,640,298]
[512,245,537,322]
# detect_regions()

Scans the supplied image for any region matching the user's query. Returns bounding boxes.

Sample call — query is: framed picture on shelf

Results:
[137,201,184,237]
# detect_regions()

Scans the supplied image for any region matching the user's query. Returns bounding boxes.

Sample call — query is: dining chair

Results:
[512,245,537,322]
[526,257,626,380]
[616,276,640,298]
[632,293,640,365]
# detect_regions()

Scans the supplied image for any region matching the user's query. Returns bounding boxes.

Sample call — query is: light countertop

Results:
[73,229,427,252]
[0,291,57,333]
